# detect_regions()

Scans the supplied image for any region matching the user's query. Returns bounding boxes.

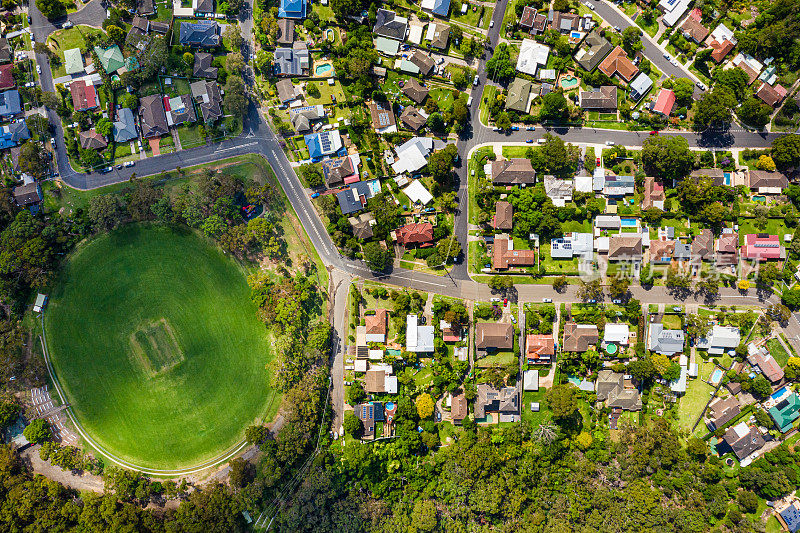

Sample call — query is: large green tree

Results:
[641,136,694,180]
[692,87,736,130]
[772,134,800,170]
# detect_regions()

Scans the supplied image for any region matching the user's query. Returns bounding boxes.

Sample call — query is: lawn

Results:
[178,124,204,149]
[47,26,106,78]
[44,224,279,470]
[521,389,551,426]
[478,85,497,126]
[766,338,791,367]
[677,361,715,432]
[477,351,516,368]
[305,79,346,106]
[661,314,682,330]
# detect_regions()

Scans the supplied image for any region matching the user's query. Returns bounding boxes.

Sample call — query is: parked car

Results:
[596,156,601,165]
[663,52,671,60]
[586,2,595,9]
[526,139,533,143]
[100,166,112,174]
[613,26,621,32]
[36,65,41,74]
[489,20,494,27]
[116,164,122,170]
[606,141,615,146]
[696,81,707,90]
[24,82,34,87]
[503,298,508,306]
[311,192,320,198]
[588,299,596,304]
[537,138,546,144]
[612,299,621,304]
[124,161,135,167]
[526,126,536,131]
[63,21,73,29]
[473,74,480,86]
[490,297,501,302]
[27,15,31,23]
[649,130,658,135]
[511,316,517,324]
[511,126,519,131]
[542,298,552,303]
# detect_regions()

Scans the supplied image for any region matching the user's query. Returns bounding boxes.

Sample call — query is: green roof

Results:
[769,393,800,432]
[94,45,125,74]
[64,48,84,75]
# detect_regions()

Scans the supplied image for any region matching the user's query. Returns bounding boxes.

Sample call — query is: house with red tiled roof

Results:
[492,236,536,270]
[526,334,555,364]
[716,232,739,266]
[706,24,736,63]
[365,309,388,343]
[598,46,639,82]
[642,176,664,210]
[493,201,513,230]
[0,64,14,90]
[395,222,434,247]
[652,89,675,116]
[743,234,782,261]
[680,16,709,43]
[70,80,98,111]
[756,82,787,108]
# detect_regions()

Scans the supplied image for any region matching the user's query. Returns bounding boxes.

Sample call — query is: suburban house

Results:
[748,170,788,194]
[193,52,218,78]
[12,183,42,207]
[715,231,739,266]
[0,38,11,63]
[348,213,375,240]
[394,222,434,247]
[595,370,642,411]
[562,322,598,352]
[493,201,513,230]
[406,314,434,352]
[451,392,468,424]
[322,154,359,187]
[336,180,376,214]
[278,0,307,18]
[409,50,435,76]
[691,229,714,264]
[706,24,736,63]
[756,82,787,108]
[392,137,433,174]
[769,387,800,433]
[305,130,343,160]
[574,29,611,71]
[180,21,221,47]
[364,367,398,394]
[0,64,13,91]
[94,45,124,74]
[138,94,169,138]
[526,334,554,364]
[723,422,765,462]
[70,81,98,112]
[476,322,514,352]
[742,233,782,261]
[594,214,621,230]
[430,24,450,49]
[543,176,573,206]
[64,48,84,75]
[193,0,214,14]
[0,121,29,150]
[516,39,550,76]
[492,236,536,270]
[274,43,310,76]
[602,174,635,196]
[277,18,295,45]
[368,100,397,134]
[776,500,800,533]
[578,86,617,111]
[475,384,518,421]
[402,78,429,103]
[421,0,451,17]
[373,9,408,41]
[649,239,675,264]
[78,130,107,150]
[356,402,377,437]
[491,158,536,185]
[680,16,709,43]
[598,46,638,83]
[629,72,653,101]
[642,176,665,209]
[165,95,197,126]
[690,167,726,185]
[748,343,784,383]
[607,234,642,262]
[365,309,388,343]
[289,104,325,133]
[275,79,296,104]
[113,107,138,142]
[604,323,630,345]
[506,77,533,113]
[523,369,539,391]
[399,106,427,131]
[552,11,580,33]
[697,325,741,355]
[190,80,223,123]
[647,323,684,355]
[652,89,676,116]
[550,232,593,261]
[706,396,740,431]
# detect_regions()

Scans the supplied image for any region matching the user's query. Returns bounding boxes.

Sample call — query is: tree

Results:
[641,136,694,180]
[343,411,362,438]
[737,491,759,514]
[755,154,777,171]
[416,393,434,419]
[223,24,244,50]
[672,78,695,107]
[119,93,139,109]
[692,87,736,130]
[411,500,438,532]
[488,275,513,291]
[782,287,800,309]
[19,142,50,179]
[539,92,568,121]
[685,313,711,340]
[428,144,458,185]
[485,43,516,83]
[226,51,245,74]
[772,134,800,170]
[575,431,593,450]
[95,118,113,137]
[36,0,65,18]
[665,266,691,291]
[88,194,125,232]
[546,385,577,421]
[751,375,772,399]
[608,276,630,299]
[0,402,19,430]
[245,425,269,445]
[738,97,772,129]
[107,25,125,45]
[223,75,247,116]
[495,112,512,131]
[346,380,366,405]
[330,0,365,19]
[552,275,567,292]
[363,242,390,271]
[23,419,51,444]
[621,26,643,55]
[714,68,749,101]
[577,279,602,302]
[228,458,253,489]
[627,358,656,381]
[299,164,323,187]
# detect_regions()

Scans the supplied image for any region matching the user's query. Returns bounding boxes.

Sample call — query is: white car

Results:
[473,74,480,86]
[542,298,552,303]
[36,64,41,74]
[489,20,494,28]
[124,161,135,168]
[663,52,670,60]
[586,1,595,9]
[606,140,615,146]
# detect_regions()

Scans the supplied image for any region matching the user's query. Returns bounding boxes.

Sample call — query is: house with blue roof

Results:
[421,0,451,17]
[779,500,800,533]
[0,90,22,117]
[0,121,30,149]
[279,0,307,19]
[304,130,343,160]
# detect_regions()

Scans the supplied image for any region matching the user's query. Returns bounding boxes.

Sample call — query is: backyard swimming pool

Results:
[724,172,731,186]
[560,75,579,89]
[710,368,724,385]
[753,195,766,202]
[315,63,333,76]
[570,31,581,40]
[621,217,637,227]
[605,343,618,355]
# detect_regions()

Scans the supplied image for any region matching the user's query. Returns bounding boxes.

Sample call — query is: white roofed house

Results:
[550,232,593,261]
[406,314,434,352]
[648,323,685,356]
[604,324,630,345]
[392,137,434,175]
[543,176,573,207]
[516,39,550,76]
[696,325,741,355]
[403,179,433,205]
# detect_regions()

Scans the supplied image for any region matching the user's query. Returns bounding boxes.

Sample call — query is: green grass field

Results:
[45,224,278,470]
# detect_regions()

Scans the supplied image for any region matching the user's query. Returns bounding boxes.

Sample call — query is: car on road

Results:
[503,298,508,306]
[27,15,31,23]
[612,299,622,304]
[124,161,135,167]
[649,130,658,135]
[542,298,552,303]
[511,316,516,324]
[511,126,519,131]
[311,192,320,198]
[537,138,546,144]
[100,166,112,174]
[50,137,55,145]
[586,2,595,9]
[663,52,671,60]
[606,141,615,146]
[490,297,501,302]
[596,156,601,165]
[614,26,621,32]
[671,58,679,67]
[526,126,535,131]
[24,81,34,87]
[489,20,494,27]
[116,164,123,170]
[588,299,597,303]
[36,65,41,74]
[526,139,533,143]
[473,74,480,86]
[63,21,73,29]
[696,81,707,90]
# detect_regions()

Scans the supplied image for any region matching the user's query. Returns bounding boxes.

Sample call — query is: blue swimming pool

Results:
[621,218,637,227]
[710,368,724,384]
[315,63,333,75]
[724,172,731,186]
[570,31,581,39]
[385,402,395,410]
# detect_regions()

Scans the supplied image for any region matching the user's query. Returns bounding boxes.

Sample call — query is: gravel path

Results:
[21,445,105,493]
